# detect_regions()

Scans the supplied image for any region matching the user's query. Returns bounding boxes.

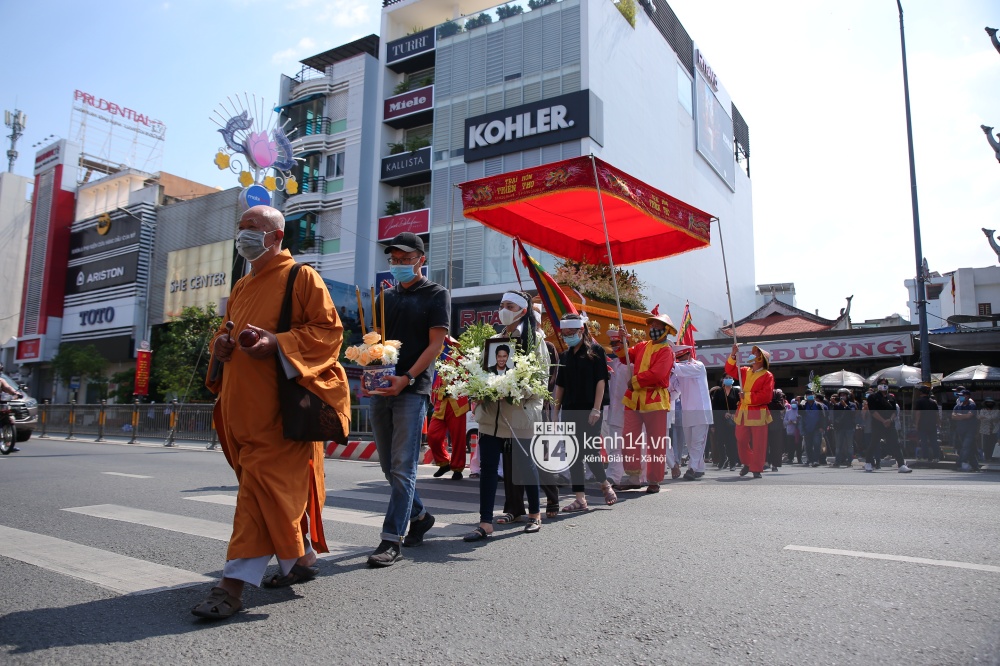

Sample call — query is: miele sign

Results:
[464,90,599,163]
[384,86,433,122]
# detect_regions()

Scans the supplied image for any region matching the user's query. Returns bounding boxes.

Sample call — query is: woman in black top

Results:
[553,314,617,511]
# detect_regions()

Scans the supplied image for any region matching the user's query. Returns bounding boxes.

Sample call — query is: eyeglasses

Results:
[387,255,421,266]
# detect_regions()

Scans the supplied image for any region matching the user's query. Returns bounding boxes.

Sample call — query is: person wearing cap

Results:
[978,396,998,463]
[724,343,774,478]
[367,232,449,566]
[913,385,942,462]
[670,344,713,481]
[710,375,741,470]
[799,389,825,467]
[783,393,802,465]
[621,310,677,493]
[603,328,633,487]
[831,388,857,468]
[950,387,979,472]
[466,290,547,540]
[864,378,911,473]
[428,337,471,480]
[554,313,618,510]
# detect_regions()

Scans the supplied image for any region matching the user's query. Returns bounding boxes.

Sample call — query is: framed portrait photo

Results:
[483,337,517,375]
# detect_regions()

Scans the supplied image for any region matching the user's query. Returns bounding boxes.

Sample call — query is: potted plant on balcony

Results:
[384,200,402,216]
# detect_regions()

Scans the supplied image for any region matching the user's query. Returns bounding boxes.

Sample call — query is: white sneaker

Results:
[864,463,873,472]
[959,463,972,472]
[898,464,912,473]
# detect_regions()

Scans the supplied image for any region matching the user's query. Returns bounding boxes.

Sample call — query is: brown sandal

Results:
[561,497,589,513]
[602,483,618,506]
[191,586,243,620]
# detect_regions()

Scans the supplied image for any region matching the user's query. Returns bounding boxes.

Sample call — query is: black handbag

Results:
[275,263,348,445]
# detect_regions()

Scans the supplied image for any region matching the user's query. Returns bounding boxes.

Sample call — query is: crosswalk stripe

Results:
[63,505,231,541]
[327,488,474,513]
[0,524,213,595]
[185,494,469,537]
[102,472,152,479]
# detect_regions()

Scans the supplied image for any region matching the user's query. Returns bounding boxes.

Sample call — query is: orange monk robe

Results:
[206,250,350,562]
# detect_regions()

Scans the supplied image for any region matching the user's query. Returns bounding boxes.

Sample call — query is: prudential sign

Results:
[463,90,601,163]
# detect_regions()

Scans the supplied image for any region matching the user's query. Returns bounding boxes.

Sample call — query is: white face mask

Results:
[498,308,522,326]
[235,229,274,261]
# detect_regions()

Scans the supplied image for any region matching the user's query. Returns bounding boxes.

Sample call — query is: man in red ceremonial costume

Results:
[724,343,774,479]
[621,310,677,494]
[428,339,470,480]
[193,205,350,620]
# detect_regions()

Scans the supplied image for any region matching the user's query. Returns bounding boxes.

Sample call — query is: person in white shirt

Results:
[603,329,632,486]
[670,346,714,480]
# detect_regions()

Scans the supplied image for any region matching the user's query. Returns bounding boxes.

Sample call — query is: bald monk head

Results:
[236,205,286,270]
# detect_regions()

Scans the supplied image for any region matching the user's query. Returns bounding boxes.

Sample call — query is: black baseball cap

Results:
[383,232,425,255]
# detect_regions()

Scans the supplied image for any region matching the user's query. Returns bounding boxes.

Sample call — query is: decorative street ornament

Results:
[983,228,1000,264]
[211,94,300,206]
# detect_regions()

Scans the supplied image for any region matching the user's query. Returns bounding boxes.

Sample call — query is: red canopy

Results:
[459,156,712,265]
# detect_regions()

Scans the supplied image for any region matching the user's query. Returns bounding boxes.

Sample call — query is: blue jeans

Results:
[956,428,979,469]
[804,429,823,464]
[371,392,428,542]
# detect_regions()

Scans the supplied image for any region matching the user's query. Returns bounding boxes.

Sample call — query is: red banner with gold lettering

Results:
[459,156,712,265]
[134,350,151,396]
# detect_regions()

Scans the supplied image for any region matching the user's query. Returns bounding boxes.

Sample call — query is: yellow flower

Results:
[368,344,385,361]
[363,332,382,345]
[344,346,361,362]
[214,151,230,170]
[263,175,277,191]
[384,339,401,350]
[285,176,299,195]
[238,171,254,188]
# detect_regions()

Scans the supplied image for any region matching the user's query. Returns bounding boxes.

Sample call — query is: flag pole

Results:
[713,217,738,346]
[589,155,631,369]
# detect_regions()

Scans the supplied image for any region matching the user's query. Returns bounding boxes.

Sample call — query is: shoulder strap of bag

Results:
[277,263,303,334]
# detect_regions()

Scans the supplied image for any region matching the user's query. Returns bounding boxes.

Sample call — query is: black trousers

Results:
[866,422,904,467]
[715,424,738,468]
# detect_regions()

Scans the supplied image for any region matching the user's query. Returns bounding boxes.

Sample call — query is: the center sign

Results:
[464,90,601,163]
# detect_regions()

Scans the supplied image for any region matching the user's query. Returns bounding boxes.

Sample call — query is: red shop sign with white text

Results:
[378,208,429,241]
[697,333,914,369]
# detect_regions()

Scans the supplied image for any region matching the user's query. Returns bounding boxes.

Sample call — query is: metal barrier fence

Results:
[37,402,376,442]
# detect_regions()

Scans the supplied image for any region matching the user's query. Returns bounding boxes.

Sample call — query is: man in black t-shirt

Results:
[864,379,911,473]
[367,233,450,567]
[913,385,941,461]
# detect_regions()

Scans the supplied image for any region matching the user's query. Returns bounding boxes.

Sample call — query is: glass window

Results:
[326,151,345,179]
[401,183,430,212]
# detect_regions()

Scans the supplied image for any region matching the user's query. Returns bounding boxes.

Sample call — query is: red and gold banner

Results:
[459,156,712,266]
[134,350,152,396]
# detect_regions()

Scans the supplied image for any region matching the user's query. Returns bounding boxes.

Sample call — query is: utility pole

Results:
[4,108,27,173]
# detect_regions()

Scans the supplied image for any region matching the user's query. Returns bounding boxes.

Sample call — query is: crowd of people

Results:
[190,206,996,620]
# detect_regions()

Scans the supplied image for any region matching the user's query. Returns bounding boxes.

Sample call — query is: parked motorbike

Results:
[0,399,17,454]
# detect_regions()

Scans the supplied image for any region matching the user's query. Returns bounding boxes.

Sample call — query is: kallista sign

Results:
[385,28,435,65]
[377,208,429,241]
[464,90,596,163]
[380,146,432,182]
[383,86,433,122]
[65,252,140,295]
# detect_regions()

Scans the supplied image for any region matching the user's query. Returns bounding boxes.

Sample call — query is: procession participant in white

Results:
[670,345,714,481]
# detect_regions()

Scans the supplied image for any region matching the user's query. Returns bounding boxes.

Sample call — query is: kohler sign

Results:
[463,90,601,163]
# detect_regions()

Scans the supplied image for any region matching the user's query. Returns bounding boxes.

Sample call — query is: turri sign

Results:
[463,90,599,163]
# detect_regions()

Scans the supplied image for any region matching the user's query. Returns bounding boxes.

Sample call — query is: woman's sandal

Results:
[191,586,243,620]
[523,517,541,534]
[602,483,618,506]
[560,497,589,513]
[495,513,519,524]
[462,526,493,542]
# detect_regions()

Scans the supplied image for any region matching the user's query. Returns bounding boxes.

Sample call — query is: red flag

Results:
[676,301,697,359]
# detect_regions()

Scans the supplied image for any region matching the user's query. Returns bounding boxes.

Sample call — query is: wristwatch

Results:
[404,371,415,386]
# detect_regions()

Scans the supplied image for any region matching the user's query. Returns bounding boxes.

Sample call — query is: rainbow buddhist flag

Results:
[677,300,697,359]
[514,238,577,332]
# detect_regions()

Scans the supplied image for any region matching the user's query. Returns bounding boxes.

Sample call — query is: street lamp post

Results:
[896,1,931,383]
[4,108,27,173]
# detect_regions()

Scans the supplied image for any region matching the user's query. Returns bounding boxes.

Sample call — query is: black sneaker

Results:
[367,540,402,567]
[739,465,750,477]
[402,513,435,547]
[433,466,450,478]
[451,471,463,481]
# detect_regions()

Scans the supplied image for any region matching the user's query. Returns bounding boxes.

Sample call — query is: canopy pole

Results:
[713,217,738,346]
[448,183,459,291]
[589,155,631,369]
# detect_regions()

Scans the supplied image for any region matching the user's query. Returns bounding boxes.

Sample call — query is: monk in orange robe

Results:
[192,205,350,620]
[724,343,774,479]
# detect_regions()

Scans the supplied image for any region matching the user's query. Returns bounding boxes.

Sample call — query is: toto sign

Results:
[464,90,597,163]
[378,209,429,241]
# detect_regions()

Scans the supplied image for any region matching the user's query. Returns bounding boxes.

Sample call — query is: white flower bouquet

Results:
[435,344,550,406]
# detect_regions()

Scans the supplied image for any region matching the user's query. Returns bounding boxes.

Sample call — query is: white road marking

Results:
[327,488,474,513]
[63,505,230,540]
[186,494,469,536]
[102,472,152,479]
[0,524,213,595]
[785,545,1000,574]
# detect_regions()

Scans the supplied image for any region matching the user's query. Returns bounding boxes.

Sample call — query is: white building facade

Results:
[906,265,1000,331]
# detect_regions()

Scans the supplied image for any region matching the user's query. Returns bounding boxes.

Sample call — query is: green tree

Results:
[151,304,222,402]
[109,369,136,404]
[50,344,108,396]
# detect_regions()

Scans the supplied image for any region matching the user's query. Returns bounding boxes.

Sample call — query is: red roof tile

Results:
[725,315,834,338]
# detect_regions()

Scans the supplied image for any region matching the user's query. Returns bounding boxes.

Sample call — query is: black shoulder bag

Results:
[275,263,348,445]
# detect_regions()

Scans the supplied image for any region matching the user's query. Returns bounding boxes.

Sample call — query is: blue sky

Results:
[2,0,998,324]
